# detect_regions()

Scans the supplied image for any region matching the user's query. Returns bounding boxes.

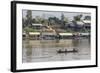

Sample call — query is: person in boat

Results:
[58,49,67,53]
[65,49,67,52]
[58,49,62,53]
[73,48,77,52]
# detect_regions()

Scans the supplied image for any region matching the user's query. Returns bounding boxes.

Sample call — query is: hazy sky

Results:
[22,10,91,20]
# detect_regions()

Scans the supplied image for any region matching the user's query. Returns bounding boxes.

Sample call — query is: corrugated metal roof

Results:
[81,33,90,35]
[76,21,84,25]
[59,33,73,36]
[42,32,56,35]
[83,20,91,23]
[29,32,40,35]
[32,24,43,26]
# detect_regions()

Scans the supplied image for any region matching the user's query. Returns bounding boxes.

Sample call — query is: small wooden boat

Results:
[57,48,78,53]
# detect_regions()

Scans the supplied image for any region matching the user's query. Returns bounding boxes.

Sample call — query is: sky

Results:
[22,10,91,21]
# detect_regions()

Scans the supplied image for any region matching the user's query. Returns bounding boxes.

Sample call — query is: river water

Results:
[22,38,90,63]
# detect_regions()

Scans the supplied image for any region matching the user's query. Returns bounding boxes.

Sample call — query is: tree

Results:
[61,13,69,28]
[22,18,26,28]
[84,16,91,20]
[48,17,60,25]
[64,17,69,23]
[73,14,83,21]
[32,18,36,23]
[72,15,83,32]
[26,10,32,27]
[35,16,46,24]
[61,13,64,23]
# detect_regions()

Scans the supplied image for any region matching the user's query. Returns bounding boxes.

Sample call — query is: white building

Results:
[32,24,43,29]
[83,20,91,28]
[29,32,40,40]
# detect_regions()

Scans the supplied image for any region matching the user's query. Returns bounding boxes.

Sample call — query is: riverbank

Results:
[23,32,90,40]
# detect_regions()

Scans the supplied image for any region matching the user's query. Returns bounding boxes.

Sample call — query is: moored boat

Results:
[57,48,78,53]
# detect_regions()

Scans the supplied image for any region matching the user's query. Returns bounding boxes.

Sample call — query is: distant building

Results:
[29,32,40,40]
[59,33,73,39]
[41,32,56,40]
[59,33,73,36]
[83,20,91,29]
[76,21,84,27]
[65,21,84,32]
[65,21,84,28]
[32,24,43,29]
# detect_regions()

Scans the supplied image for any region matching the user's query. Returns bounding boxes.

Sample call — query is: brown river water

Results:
[22,38,90,63]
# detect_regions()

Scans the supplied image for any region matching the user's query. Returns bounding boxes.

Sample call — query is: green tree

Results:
[84,16,91,20]
[72,15,82,32]
[32,18,36,23]
[48,17,60,25]
[64,17,69,23]
[73,14,82,21]
[61,13,64,23]
[26,10,32,27]
[61,13,69,27]
[22,18,26,28]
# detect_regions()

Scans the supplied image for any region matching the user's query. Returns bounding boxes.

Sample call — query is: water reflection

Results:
[22,39,33,62]
[22,38,90,63]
